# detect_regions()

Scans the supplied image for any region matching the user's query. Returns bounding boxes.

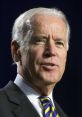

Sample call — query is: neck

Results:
[17,66,55,96]
[34,84,55,96]
[24,77,55,96]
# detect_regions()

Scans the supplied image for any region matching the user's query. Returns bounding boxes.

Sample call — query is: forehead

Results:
[31,14,66,26]
[31,14,67,38]
[31,13,64,23]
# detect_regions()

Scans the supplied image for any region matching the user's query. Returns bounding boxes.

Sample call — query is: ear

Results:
[11,40,21,62]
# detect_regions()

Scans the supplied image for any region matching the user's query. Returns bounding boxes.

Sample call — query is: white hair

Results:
[12,7,70,49]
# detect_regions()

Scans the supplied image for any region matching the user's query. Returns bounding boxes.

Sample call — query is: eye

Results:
[30,36,47,45]
[55,41,64,48]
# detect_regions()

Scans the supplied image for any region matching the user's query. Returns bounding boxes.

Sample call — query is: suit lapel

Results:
[5,81,40,117]
[54,100,68,117]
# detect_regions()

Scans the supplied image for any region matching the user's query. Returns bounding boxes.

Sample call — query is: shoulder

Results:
[0,88,6,101]
[0,81,21,116]
[0,87,13,116]
[0,81,19,103]
[0,81,14,102]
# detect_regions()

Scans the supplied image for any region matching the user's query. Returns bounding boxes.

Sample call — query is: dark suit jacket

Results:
[0,81,68,117]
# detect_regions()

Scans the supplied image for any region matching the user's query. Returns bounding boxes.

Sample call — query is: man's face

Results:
[21,14,68,86]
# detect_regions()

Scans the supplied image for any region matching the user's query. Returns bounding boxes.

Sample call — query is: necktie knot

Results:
[39,96,58,117]
[39,96,53,107]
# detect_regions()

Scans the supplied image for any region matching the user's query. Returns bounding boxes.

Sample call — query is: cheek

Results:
[28,46,44,70]
[22,53,29,67]
[60,52,67,69]
[60,50,67,60]
[30,46,44,61]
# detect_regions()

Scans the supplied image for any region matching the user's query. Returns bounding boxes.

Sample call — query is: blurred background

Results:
[0,0,82,116]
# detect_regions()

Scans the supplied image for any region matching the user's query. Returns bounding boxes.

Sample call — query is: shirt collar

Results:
[14,74,54,103]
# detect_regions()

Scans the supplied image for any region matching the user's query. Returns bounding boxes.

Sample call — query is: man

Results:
[0,7,70,117]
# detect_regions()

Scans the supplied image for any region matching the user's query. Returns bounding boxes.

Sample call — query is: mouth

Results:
[40,62,58,71]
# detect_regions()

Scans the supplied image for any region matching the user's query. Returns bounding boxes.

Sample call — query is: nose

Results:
[43,40,57,57]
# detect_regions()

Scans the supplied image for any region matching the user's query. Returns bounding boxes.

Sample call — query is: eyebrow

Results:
[54,38,65,41]
[33,34,48,38]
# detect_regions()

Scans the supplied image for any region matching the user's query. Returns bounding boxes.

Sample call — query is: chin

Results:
[39,75,61,85]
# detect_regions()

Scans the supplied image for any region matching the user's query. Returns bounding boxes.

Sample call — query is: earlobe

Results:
[11,40,21,62]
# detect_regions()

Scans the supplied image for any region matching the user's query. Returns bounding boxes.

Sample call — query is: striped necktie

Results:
[39,96,60,117]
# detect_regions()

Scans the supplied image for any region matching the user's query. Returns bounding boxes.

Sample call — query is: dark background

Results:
[0,0,82,117]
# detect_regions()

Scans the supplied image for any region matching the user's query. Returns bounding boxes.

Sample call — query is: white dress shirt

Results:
[14,74,54,117]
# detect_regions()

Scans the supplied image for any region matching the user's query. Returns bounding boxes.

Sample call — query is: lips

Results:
[40,62,58,71]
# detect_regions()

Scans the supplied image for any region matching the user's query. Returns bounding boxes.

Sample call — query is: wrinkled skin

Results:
[13,14,68,95]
